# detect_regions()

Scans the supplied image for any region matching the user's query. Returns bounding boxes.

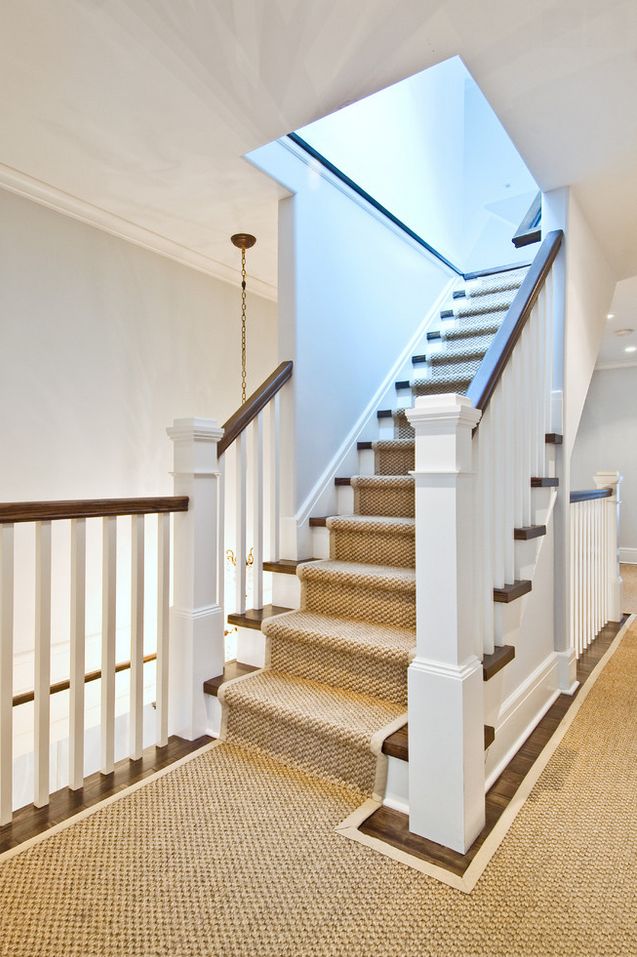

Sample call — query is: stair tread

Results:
[220,671,404,742]
[482,644,516,680]
[327,514,415,532]
[203,660,259,697]
[263,558,316,574]
[351,474,414,488]
[494,580,532,602]
[531,476,559,487]
[297,559,416,591]
[514,525,547,540]
[382,723,495,760]
[262,609,415,659]
[227,605,292,630]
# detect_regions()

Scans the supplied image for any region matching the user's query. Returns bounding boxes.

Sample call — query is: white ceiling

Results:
[1,0,637,299]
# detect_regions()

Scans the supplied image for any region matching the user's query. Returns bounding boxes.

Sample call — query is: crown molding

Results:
[595,360,637,371]
[0,161,277,302]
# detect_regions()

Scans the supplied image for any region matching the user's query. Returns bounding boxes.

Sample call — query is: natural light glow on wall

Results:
[296,57,538,274]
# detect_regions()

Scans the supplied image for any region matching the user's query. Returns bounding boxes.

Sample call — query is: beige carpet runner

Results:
[220,266,528,796]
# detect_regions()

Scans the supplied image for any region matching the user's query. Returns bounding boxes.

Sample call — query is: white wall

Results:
[248,138,453,546]
[571,366,637,553]
[0,187,277,666]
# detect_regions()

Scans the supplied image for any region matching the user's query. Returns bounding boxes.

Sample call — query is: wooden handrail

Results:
[12,653,157,708]
[218,360,293,456]
[570,488,612,503]
[0,496,188,524]
[467,230,564,417]
[512,191,542,249]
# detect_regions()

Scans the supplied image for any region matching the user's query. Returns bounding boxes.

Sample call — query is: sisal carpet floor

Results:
[1,623,637,956]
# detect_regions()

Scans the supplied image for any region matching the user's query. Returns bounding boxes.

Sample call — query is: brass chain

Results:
[241,247,247,404]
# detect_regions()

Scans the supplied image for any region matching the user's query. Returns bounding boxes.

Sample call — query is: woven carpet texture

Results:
[1,623,635,956]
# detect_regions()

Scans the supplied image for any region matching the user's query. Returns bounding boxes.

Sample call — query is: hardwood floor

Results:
[360,615,630,878]
[0,734,211,854]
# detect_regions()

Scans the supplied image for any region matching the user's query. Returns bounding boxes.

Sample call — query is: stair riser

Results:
[270,637,408,705]
[302,579,416,629]
[226,709,377,794]
[355,485,414,519]
[374,448,414,476]
[330,528,415,568]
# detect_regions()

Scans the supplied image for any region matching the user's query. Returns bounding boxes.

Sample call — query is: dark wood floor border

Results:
[360,615,631,878]
[0,734,212,854]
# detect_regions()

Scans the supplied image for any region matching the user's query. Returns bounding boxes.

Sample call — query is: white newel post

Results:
[167,418,225,739]
[406,394,484,854]
[594,471,623,623]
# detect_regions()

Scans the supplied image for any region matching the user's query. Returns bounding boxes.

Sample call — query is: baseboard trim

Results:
[620,547,637,564]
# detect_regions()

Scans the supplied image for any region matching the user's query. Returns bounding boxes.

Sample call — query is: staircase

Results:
[215,264,532,796]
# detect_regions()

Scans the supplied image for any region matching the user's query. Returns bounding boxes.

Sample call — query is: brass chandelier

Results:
[231,232,257,404]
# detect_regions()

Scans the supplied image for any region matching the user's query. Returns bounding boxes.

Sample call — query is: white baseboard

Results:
[620,547,637,564]
[485,651,560,790]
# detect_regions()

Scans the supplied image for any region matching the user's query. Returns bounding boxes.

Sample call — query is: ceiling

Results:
[1,0,637,299]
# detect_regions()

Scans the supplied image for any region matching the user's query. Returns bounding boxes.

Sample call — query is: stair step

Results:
[545,433,563,445]
[382,723,495,760]
[426,330,442,340]
[464,261,531,281]
[452,289,466,299]
[494,580,532,603]
[377,409,393,419]
[309,516,328,527]
[335,476,351,486]
[531,476,559,488]
[440,308,454,319]
[227,605,292,630]
[203,660,259,697]
[357,441,373,450]
[412,354,427,364]
[482,644,515,680]
[263,559,316,575]
[514,525,547,540]
[395,380,411,390]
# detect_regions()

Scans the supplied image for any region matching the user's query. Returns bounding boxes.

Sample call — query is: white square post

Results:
[594,471,623,622]
[167,418,225,740]
[406,394,485,854]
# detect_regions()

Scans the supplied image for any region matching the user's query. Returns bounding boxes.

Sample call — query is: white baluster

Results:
[569,505,575,655]
[503,365,515,585]
[492,387,505,591]
[101,515,117,774]
[576,504,582,657]
[217,454,225,611]
[252,414,264,610]
[0,524,14,825]
[268,394,281,561]
[34,521,52,807]
[130,514,144,761]
[594,472,622,622]
[521,323,533,527]
[235,432,247,614]
[69,518,86,790]
[156,512,170,748]
[479,407,494,655]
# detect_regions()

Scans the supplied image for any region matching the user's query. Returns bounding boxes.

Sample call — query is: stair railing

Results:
[570,475,623,657]
[0,495,187,824]
[405,230,564,855]
[217,360,292,619]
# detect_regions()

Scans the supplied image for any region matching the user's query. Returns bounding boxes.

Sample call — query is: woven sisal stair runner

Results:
[220,265,528,797]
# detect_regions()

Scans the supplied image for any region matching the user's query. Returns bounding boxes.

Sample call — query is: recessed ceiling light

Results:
[607,313,615,319]
[625,346,637,353]
[615,328,634,337]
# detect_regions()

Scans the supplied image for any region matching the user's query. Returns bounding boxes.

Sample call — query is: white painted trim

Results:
[280,136,460,272]
[595,361,637,371]
[485,650,562,791]
[0,162,277,302]
[620,547,637,564]
[293,277,456,526]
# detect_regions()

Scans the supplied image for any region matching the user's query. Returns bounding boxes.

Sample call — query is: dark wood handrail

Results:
[467,229,564,417]
[512,191,542,249]
[218,360,293,456]
[570,488,612,503]
[12,653,157,708]
[0,496,188,524]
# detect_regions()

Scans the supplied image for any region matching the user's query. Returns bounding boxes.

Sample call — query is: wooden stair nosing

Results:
[395,380,411,390]
[482,644,515,680]
[309,516,328,528]
[514,524,547,541]
[334,477,352,486]
[262,559,315,575]
[382,723,495,761]
[545,433,563,445]
[377,409,393,419]
[357,441,373,450]
[227,604,292,630]
[203,660,259,697]
[494,580,532,603]
[531,476,559,488]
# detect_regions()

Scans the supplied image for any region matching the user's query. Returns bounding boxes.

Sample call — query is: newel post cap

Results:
[593,470,622,490]
[406,393,482,433]
[167,417,224,444]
